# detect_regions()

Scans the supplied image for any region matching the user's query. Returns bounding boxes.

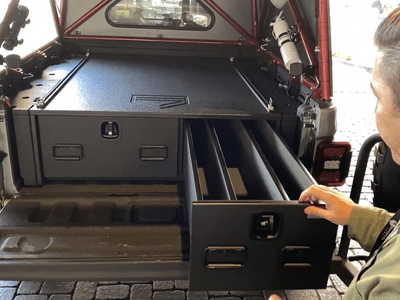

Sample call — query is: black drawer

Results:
[184,120,338,291]
[37,116,179,180]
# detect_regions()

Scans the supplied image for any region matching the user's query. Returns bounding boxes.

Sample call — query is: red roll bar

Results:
[54,0,330,100]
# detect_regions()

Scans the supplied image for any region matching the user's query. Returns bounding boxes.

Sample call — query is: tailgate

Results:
[0,188,190,281]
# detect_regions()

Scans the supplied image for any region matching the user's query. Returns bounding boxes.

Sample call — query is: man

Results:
[270,7,400,300]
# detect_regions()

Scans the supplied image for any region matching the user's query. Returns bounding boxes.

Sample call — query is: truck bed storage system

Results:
[13,54,286,186]
[1,54,338,289]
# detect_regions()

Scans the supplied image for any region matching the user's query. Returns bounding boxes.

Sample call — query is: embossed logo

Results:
[131,95,189,109]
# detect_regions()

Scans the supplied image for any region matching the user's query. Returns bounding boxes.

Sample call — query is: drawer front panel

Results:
[38,116,179,179]
[190,202,337,291]
[184,119,336,290]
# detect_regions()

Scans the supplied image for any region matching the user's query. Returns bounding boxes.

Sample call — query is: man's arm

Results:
[299,185,394,251]
[268,185,393,300]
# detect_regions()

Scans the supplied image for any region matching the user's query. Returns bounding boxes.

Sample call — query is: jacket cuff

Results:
[348,204,393,252]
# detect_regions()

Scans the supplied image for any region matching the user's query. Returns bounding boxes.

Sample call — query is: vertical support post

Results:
[288,0,319,73]
[318,0,331,100]
[59,0,66,33]
[49,0,62,37]
[251,0,258,43]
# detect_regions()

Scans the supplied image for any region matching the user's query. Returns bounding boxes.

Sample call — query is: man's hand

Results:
[299,185,355,226]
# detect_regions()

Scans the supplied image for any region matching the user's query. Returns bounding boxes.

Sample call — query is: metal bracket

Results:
[37,50,90,109]
[260,37,271,48]
[297,104,317,159]
[6,67,33,87]
[34,50,47,59]
[288,24,300,43]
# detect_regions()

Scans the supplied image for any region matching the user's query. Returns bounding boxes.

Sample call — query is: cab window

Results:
[106,0,214,30]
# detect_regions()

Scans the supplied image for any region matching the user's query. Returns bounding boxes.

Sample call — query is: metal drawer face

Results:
[184,120,337,291]
[38,116,179,180]
[190,202,337,291]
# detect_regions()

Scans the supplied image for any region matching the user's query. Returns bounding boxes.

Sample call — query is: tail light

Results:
[312,141,352,186]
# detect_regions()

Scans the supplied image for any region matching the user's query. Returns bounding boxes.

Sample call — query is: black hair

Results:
[374,8,400,107]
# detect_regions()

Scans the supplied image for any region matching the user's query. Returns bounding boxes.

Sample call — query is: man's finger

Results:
[299,185,314,202]
[304,205,330,219]
[299,185,337,204]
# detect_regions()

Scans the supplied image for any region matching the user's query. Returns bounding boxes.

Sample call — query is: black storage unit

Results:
[4,54,338,290]
[13,54,280,186]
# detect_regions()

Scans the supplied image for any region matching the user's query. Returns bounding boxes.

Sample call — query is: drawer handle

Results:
[205,246,246,269]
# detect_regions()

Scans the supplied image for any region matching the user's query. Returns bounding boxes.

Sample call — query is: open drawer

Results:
[184,119,338,290]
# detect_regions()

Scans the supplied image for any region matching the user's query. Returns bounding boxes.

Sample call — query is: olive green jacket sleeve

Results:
[347,204,394,252]
[343,205,400,300]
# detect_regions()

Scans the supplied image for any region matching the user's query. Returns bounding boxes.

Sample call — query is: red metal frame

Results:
[63,34,254,47]
[288,0,318,71]
[49,0,62,37]
[301,75,320,97]
[64,0,114,35]
[318,0,331,100]
[60,0,66,34]
[54,0,330,101]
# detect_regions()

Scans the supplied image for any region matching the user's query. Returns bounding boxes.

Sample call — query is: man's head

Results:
[374,7,400,108]
[372,8,400,164]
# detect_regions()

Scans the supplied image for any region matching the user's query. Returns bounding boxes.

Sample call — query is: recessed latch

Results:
[252,213,280,239]
[101,121,119,139]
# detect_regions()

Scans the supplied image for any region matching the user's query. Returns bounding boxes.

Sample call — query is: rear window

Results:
[106,0,214,30]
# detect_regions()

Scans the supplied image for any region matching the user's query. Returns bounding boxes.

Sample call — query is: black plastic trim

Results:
[0,260,189,281]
